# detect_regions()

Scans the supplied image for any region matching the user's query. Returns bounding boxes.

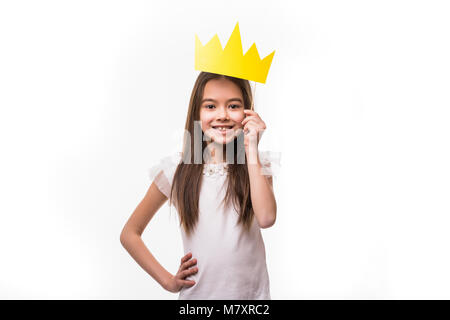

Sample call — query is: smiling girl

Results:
[120,71,279,300]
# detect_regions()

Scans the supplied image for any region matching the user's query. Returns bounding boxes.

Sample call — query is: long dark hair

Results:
[168,72,255,237]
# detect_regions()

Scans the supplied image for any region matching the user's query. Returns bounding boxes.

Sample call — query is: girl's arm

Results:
[247,149,277,229]
[120,181,173,290]
[241,109,277,229]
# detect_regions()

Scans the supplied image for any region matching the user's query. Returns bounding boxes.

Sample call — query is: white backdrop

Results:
[1,0,449,299]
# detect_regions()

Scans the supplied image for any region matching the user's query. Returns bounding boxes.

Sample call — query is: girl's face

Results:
[199,78,246,145]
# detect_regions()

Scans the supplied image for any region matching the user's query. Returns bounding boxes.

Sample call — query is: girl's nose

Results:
[217,106,229,120]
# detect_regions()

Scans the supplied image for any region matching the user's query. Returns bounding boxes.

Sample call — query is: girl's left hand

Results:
[241,109,266,152]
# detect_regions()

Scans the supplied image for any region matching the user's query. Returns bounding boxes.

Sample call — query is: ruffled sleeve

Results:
[258,150,281,177]
[148,152,182,199]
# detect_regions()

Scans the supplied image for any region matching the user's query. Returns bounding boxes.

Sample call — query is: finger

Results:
[180,279,196,287]
[242,120,260,131]
[243,122,252,134]
[243,111,260,120]
[180,267,198,279]
[243,111,260,121]
[245,119,266,131]
[177,269,197,282]
[243,109,258,116]
[244,119,260,126]
[181,252,192,264]
[243,110,264,126]
[244,124,261,138]
[241,115,258,126]
[243,120,260,132]
[244,127,256,136]
[181,258,197,271]
[243,116,263,127]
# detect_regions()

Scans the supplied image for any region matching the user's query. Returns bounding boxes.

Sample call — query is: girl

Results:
[120,71,279,300]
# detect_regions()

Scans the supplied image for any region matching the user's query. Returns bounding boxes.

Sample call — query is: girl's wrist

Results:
[245,145,260,165]
[162,273,175,291]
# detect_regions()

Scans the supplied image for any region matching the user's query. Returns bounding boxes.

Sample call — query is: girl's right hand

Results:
[165,252,198,293]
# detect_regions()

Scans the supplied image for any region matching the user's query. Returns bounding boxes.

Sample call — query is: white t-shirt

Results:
[148,150,280,300]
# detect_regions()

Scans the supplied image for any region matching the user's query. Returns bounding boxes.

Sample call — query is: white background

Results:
[0,0,449,299]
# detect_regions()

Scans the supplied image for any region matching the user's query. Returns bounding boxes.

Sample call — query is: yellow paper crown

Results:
[195,22,275,84]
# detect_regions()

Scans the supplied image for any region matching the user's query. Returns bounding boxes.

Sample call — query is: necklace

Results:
[203,162,229,176]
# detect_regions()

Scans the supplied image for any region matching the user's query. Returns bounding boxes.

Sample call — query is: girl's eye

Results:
[204,104,241,109]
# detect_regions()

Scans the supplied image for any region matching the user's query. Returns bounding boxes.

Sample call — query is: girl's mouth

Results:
[212,125,234,134]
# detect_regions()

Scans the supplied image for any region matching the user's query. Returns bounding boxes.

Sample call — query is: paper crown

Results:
[195,22,275,84]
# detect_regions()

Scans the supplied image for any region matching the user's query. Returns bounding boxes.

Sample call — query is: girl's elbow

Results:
[120,229,129,246]
[262,219,276,229]
[259,214,276,229]
[120,226,143,246]
[120,227,135,246]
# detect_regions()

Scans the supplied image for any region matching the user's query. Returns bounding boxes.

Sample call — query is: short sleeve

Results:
[258,150,281,177]
[148,152,182,199]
